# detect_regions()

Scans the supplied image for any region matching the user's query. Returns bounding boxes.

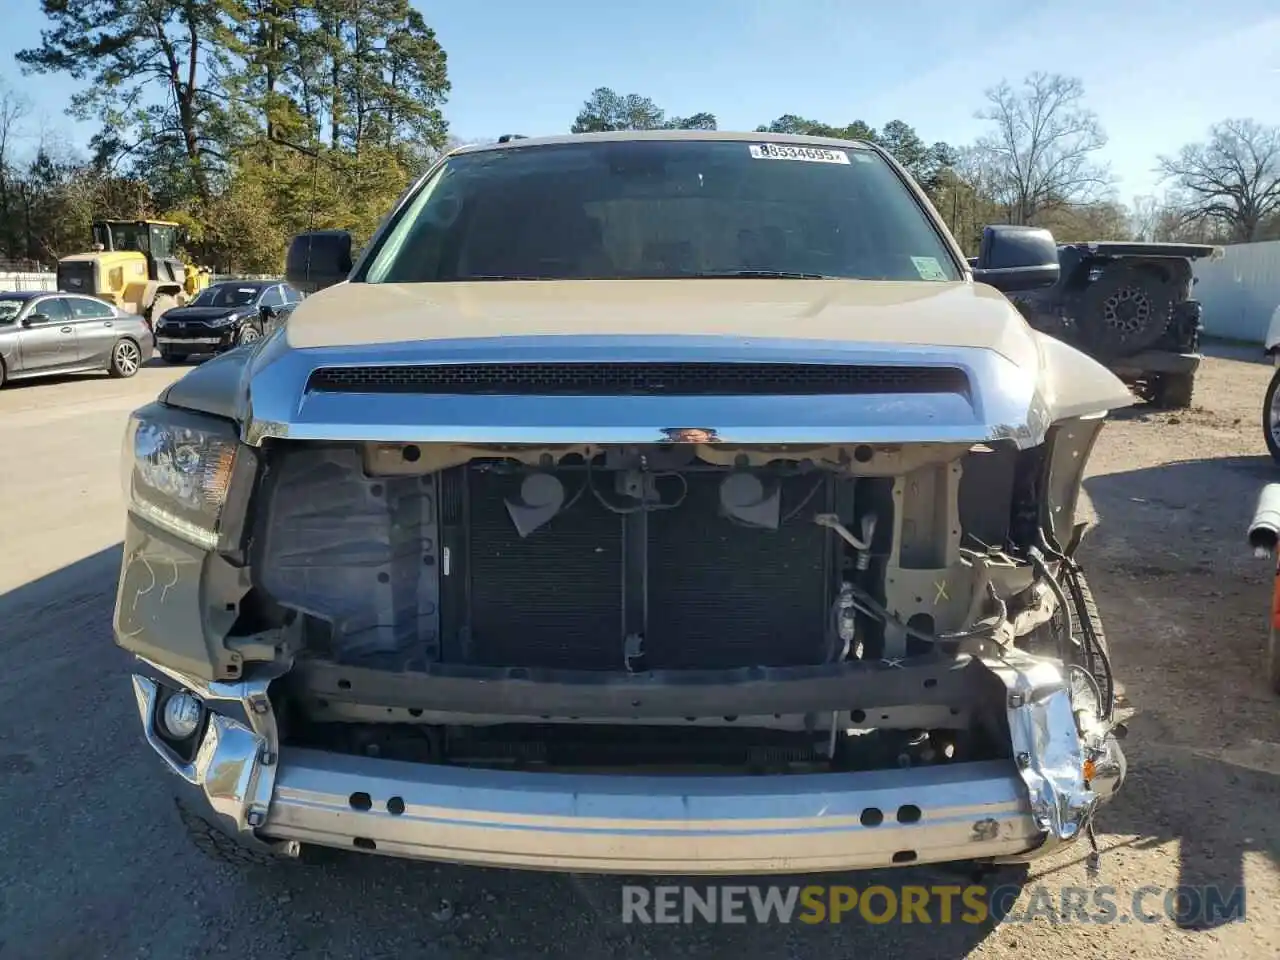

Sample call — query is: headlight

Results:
[121,404,239,548]
[1065,663,1105,734]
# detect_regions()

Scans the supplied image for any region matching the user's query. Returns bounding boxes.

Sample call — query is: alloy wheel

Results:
[115,341,140,376]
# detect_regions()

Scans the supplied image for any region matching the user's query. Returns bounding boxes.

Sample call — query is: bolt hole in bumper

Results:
[130,657,1124,875]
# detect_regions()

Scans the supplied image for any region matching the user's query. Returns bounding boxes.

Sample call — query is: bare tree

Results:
[1129,195,1162,241]
[0,80,32,261]
[1157,119,1280,242]
[975,72,1111,225]
[936,144,1005,248]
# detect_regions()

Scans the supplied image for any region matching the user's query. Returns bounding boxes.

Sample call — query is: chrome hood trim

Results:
[237,331,1132,449]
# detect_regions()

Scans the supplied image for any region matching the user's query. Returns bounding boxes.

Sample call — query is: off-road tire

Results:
[1263,368,1280,466]
[1081,266,1176,359]
[173,796,344,867]
[108,338,142,378]
[1070,567,1108,656]
[173,796,283,867]
[1151,371,1195,410]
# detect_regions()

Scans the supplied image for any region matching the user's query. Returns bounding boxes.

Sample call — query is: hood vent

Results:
[305,362,970,397]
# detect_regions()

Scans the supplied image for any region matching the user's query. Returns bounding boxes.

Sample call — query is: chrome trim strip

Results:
[242,336,1051,449]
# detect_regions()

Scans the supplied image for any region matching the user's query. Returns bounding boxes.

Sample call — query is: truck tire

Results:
[1070,566,1109,656]
[173,797,339,867]
[1080,265,1175,359]
[1263,367,1280,465]
[173,797,283,867]
[1151,371,1195,410]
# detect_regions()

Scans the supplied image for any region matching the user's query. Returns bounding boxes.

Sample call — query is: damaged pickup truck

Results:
[115,131,1130,875]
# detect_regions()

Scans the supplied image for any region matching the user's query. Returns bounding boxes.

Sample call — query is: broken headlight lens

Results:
[121,403,239,549]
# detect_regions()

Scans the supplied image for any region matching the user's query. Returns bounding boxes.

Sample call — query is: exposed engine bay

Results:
[234,426,1116,776]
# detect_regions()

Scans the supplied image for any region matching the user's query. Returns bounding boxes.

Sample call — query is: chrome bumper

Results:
[131,656,1125,874]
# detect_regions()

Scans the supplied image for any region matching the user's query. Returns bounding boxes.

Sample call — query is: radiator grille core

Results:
[456,468,834,671]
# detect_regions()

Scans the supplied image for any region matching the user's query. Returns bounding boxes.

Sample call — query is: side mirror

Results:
[22,313,49,327]
[972,225,1060,293]
[285,229,354,294]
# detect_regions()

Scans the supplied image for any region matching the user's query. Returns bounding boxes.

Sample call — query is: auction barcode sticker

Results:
[749,144,851,164]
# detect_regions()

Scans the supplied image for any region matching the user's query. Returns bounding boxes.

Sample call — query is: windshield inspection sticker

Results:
[749,144,850,164]
[911,256,949,281]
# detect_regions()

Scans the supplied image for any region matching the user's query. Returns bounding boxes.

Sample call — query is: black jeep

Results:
[1004,241,1220,409]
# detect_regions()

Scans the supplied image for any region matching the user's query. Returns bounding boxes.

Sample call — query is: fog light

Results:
[161,691,203,740]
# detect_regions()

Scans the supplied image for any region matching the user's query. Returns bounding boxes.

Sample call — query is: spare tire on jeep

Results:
[1079,265,1175,359]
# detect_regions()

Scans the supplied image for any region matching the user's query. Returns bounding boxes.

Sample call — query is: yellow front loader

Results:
[55,220,213,328]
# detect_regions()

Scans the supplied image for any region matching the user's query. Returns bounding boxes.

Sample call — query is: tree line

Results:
[0,3,1277,274]
[1,0,453,273]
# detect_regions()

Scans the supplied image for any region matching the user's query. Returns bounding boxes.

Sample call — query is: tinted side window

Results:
[281,284,302,304]
[35,298,73,322]
[258,285,284,307]
[67,297,115,320]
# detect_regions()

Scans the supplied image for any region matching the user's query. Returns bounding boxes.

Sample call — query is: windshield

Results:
[191,284,261,308]
[364,139,960,283]
[95,222,149,253]
[0,299,23,324]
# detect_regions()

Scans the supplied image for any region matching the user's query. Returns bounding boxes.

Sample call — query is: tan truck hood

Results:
[279,278,1133,421]
[170,277,1136,447]
[289,278,1039,365]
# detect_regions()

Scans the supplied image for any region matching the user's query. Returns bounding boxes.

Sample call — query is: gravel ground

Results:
[0,350,1278,960]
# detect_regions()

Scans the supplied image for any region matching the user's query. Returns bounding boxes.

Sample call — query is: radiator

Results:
[447,467,838,671]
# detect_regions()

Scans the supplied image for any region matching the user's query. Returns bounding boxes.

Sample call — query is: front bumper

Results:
[1110,350,1201,378]
[131,656,1125,875]
[155,330,236,351]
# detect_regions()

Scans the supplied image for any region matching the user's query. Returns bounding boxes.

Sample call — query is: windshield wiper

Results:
[679,270,835,280]
[454,271,837,281]
[460,274,560,281]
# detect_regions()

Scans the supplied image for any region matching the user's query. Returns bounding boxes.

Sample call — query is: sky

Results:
[2,0,1278,203]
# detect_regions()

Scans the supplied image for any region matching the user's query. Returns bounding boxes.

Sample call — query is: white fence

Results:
[1192,241,1280,343]
[0,271,57,292]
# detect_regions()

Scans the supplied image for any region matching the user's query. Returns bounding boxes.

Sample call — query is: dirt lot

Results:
[0,350,1278,960]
